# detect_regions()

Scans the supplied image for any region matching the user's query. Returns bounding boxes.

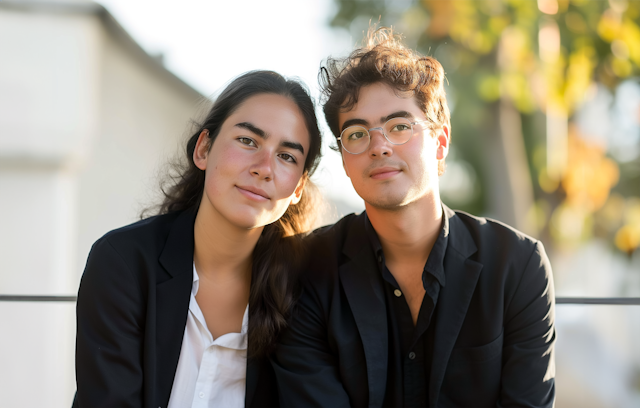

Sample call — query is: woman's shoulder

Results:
[91,210,186,262]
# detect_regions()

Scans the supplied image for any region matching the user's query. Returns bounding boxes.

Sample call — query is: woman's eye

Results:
[279,153,297,163]
[238,137,256,147]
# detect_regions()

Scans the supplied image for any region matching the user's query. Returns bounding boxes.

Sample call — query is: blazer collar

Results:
[339,212,388,408]
[159,206,198,278]
[429,205,483,407]
[155,207,198,407]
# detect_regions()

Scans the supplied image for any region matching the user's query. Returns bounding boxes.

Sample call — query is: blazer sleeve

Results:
[271,282,352,408]
[499,240,556,408]
[75,237,145,408]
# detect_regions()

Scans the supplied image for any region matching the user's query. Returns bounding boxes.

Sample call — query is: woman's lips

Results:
[236,185,269,201]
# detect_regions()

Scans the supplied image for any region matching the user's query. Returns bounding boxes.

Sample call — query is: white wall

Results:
[0,4,201,407]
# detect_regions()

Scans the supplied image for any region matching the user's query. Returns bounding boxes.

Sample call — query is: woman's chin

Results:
[225,211,279,231]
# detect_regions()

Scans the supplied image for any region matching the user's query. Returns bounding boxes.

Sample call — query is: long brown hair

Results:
[157,71,322,357]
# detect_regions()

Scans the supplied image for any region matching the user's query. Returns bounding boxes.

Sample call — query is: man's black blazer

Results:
[74,208,277,408]
[272,206,555,408]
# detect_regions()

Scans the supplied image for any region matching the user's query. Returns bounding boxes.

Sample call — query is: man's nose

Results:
[368,129,393,157]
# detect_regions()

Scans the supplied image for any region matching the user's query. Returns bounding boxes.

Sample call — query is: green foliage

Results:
[327,0,640,253]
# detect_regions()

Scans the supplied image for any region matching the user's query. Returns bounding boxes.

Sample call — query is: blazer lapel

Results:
[156,207,198,407]
[339,213,388,408]
[429,207,483,407]
[245,357,259,408]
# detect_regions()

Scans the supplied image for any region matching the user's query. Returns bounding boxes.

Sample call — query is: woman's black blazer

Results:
[74,207,277,408]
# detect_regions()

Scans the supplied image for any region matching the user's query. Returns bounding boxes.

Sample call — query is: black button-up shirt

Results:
[365,212,449,408]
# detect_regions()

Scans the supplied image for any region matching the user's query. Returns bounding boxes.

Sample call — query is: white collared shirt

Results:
[167,264,248,408]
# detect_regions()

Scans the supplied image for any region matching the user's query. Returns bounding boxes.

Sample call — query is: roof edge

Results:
[1,0,205,101]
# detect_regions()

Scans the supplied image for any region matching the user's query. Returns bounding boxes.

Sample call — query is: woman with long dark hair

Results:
[74,71,322,408]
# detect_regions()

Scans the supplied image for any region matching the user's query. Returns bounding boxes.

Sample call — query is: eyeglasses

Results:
[337,117,431,155]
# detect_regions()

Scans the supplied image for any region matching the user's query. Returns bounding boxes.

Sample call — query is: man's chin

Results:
[363,195,411,212]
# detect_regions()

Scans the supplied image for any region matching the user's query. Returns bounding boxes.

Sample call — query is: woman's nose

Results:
[250,151,274,181]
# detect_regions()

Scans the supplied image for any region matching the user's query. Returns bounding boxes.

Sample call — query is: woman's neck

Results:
[192,201,263,283]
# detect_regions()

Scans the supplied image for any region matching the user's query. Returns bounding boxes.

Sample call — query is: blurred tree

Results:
[327,0,640,254]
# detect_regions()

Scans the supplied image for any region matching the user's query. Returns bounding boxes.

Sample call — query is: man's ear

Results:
[193,130,210,170]
[291,176,307,205]
[436,124,450,160]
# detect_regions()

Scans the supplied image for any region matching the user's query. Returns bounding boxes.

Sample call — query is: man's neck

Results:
[366,194,443,273]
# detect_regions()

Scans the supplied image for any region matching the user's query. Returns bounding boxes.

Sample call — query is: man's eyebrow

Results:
[282,141,304,155]
[340,111,414,133]
[340,118,369,133]
[381,111,413,123]
[235,122,269,138]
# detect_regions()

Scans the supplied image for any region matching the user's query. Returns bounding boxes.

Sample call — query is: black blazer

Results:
[74,208,277,408]
[272,206,555,408]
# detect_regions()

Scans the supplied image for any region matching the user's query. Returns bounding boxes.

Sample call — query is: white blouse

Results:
[167,264,249,408]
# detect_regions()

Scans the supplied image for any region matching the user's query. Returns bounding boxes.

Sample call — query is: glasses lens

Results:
[341,126,370,154]
[384,118,413,145]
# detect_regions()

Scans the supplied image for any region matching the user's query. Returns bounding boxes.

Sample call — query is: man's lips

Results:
[236,185,270,201]
[369,167,402,180]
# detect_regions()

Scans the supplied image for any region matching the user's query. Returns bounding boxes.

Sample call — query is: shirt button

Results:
[199,392,205,399]
[409,352,416,360]
[394,289,402,297]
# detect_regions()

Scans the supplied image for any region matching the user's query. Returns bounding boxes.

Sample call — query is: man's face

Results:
[337,82,449,211]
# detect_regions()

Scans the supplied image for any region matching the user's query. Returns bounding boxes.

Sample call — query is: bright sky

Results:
[98,0,366,212]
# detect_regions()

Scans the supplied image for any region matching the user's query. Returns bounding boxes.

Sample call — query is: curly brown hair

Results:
[320,27,450,175]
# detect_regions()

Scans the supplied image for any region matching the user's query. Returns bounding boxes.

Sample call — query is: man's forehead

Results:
[338,83,422,125]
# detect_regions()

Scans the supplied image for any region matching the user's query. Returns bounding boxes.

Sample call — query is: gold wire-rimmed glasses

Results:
[337,117,431,154]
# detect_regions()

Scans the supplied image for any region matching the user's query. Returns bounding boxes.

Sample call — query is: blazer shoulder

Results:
[306,212,360,255]
[89,211,182,263]
[301,212,362,285]
[453,209,539,251]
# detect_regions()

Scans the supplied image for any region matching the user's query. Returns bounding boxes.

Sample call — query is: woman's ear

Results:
[193,130,211,170]
[290,176,307,205]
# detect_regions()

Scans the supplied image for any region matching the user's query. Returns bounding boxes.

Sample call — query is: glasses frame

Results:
[337,118,431,154]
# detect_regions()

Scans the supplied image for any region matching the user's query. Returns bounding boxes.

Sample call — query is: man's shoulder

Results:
[453,209,536,240]
[450,208,542,263]
[308,212,361,245]
[301,212,363,282]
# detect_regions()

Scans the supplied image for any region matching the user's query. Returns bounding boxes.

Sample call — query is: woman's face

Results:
[194,93,311,230]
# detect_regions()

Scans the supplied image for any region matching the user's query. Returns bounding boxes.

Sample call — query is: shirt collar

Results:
[364,208,448,288]
[191,263,249,348]
[192,263,200,296]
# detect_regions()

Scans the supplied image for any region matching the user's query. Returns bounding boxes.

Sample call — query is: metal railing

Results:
[1,295,640,304]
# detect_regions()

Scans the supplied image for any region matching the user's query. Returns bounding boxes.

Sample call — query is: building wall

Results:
[0,4,202,407]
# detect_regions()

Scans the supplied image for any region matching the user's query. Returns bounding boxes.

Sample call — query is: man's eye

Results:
[279,153,297,163]
[348,131,367,141]
[238,137,256,147]
[390,124,410,132]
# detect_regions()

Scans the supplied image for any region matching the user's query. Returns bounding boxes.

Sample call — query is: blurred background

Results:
[0,0,639,406]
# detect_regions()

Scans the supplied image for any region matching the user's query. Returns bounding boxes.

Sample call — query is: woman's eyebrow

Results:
[235,122,269,138]
[236,122,304,154]
[281,141,304,155]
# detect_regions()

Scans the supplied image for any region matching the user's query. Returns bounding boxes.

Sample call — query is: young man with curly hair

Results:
[273,29,556,408]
